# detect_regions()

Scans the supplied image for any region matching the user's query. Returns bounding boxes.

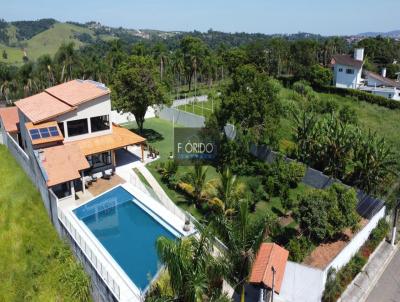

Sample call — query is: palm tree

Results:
[55,42,77,82]
[187,163,209,208]
[208,167,244,217]
[156,225,228,302]
[224,201,267,302]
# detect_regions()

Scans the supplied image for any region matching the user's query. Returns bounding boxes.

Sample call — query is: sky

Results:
[2,0,400,36]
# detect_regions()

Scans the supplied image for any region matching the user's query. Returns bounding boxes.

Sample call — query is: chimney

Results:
[354,48,364,61]
[381,68,387,78]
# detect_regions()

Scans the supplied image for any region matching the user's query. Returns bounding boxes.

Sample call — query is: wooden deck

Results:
[87,174,126,197]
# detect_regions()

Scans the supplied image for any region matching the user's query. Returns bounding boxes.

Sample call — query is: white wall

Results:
[56,94,112,142]
[278,262,325,302]
[110,106,155,125]
[371,89,400,100]
[322,206,386,282]
[333,64,362,89]
[277,207,386,302]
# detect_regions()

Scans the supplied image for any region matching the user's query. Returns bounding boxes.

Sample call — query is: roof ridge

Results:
[262,243,274,288]
[43,90,75,108]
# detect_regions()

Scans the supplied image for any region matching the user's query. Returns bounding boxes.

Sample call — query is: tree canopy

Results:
[112,55,166,132]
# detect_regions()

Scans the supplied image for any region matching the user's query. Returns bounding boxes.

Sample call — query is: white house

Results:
[360,69,400,100]
[9,80,146,199]
[331,48,364,89]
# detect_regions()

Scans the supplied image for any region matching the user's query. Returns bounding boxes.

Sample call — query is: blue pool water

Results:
[73,186,178,291]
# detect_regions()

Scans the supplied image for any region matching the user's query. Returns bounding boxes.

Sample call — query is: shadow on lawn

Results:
[130,128,164,143]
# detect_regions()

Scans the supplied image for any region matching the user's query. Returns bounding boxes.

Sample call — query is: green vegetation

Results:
[147,225,229,301]
[113,56,167,132]
[0,23,97,64]
[0,145,91,301]
[322,219,389,302]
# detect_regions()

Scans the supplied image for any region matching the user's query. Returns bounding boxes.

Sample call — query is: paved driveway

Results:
[365,248,400,302]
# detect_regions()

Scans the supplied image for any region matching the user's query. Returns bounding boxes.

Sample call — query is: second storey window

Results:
[90,115,110,132]
[338,68,343,72]
[67,118,89,137]
[346,68,354,74]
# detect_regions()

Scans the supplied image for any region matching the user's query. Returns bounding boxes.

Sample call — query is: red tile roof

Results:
[40,144,90,187]
[45,80,110,106]
[15,92,74,124]
[15,80,110,124]
[0,106,19,133]
[249,243,289,293]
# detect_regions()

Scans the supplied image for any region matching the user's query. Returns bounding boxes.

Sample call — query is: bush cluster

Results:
[316,86,400,110]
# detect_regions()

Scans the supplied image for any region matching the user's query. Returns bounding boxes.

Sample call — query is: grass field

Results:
[177,96,220,119]
[0,145,90,301]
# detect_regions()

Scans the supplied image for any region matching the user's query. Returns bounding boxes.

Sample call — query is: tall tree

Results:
[112,56,166,133]
[180,36,208,91]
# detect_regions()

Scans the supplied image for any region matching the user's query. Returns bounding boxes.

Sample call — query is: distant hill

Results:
[0,19,120,64]
[357,30,400,38]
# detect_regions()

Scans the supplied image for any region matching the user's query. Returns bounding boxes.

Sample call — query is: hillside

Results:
[0,22,115,64]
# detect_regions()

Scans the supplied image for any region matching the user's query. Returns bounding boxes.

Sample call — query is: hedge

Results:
[315,85,400,110]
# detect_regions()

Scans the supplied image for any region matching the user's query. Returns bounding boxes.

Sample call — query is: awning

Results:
[67,124,146,156]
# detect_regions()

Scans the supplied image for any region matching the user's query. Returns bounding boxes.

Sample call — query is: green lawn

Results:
[0,145,90,301]
[122,117,219,219]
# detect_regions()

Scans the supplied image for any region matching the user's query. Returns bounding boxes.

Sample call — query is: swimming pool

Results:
[73,185,180,292]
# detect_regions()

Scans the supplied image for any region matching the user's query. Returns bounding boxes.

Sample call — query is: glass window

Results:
[338,68,343,72]
[58,122,65,136]
[90,115,110,132]
[346,68,354,74]
[67,119,89,137]
[87,151,112,169]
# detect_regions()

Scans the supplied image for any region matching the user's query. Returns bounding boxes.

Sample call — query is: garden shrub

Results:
[286,236,313,262]
[177,182,195,197]
[157,160,178,188]
[286,161,306,188]
[367,218,389,250]
[246,177,269,211]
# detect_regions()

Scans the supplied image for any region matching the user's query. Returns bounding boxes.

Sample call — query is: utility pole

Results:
[391,199,400,246]
[271,266,276,302]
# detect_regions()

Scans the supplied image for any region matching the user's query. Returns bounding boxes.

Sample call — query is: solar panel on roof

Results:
[29,129,40,140]
[50,129,59,137]
[39,128,50,138]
